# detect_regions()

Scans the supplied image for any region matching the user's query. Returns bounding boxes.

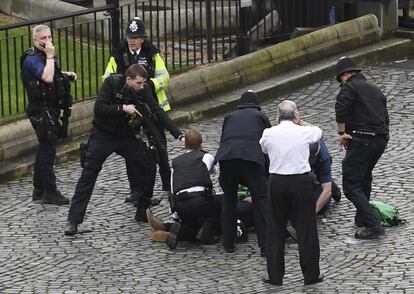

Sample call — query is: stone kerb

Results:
[167,14,381,107]
[0,14,382,170]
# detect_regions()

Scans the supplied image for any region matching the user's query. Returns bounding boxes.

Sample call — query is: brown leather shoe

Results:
[146,209,167,231]
[149,230,168,242]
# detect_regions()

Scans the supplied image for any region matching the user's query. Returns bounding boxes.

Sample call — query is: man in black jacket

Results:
[64,64,182,235]
[215,91,270,255]
[103,17,173,193]
[335,56,389,239]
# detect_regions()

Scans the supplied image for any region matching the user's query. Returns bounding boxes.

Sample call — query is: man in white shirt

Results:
[260,100,323,286]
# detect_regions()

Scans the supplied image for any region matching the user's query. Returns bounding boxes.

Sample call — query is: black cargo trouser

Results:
[342,135,387,228]
[68,130,155,223]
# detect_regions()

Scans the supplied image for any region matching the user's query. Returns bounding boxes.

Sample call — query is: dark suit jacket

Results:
[215,107,271,166]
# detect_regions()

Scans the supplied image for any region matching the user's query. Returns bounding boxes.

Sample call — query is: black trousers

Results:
[28,110,59,193]
[68,130,155,223]
[266,173,320,285]
[175,195,221,240]
[342,135,387,228]
[126,126,170,199]
[219,159,268,249]
[156,127,171,187]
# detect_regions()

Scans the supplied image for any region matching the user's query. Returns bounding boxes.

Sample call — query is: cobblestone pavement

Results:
[1,60,414,293]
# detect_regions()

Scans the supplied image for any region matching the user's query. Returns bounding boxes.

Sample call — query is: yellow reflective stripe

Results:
[160,98,171,111]
[152,54,169,92]
[102,57,118,81]
[156,90,171,112]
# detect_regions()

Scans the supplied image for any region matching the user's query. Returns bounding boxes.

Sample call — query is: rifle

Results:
[56,74,73,139]
[118,93,167,165]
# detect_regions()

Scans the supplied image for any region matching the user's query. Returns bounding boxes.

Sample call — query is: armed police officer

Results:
[103,17,173,195]
[21,24,76,205]
[65,64,182,236]
[335,56,389,240]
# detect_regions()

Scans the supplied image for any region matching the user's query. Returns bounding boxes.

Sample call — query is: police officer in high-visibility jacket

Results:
[103,17,173,197]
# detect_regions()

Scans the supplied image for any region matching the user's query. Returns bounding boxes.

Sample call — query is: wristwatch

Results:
[338,131,345,135]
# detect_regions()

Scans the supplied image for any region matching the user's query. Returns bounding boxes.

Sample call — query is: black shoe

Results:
[223,245,235,253]
[64,220,78,236]
[32,188,43,201]
[167,222,181,250]
[42,190,70,205]
[135,208,148,222]
[262,278,282,286]
[260,247,266,257]
[196,220,215,244]
[150,198,161,207]
[355,225,384,239]
[125,193,138,204]
[304,273,324,285]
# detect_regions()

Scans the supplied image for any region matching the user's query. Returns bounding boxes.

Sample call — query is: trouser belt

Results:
[352,130,387,137]
[174,191,207,201]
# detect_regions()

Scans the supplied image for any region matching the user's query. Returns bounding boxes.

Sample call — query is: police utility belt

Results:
[352,130,387,137]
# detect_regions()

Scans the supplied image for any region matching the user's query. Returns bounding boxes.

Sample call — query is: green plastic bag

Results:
[370,200,406,227]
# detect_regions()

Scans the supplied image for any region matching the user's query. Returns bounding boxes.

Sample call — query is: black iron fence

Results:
[0,0,333,122]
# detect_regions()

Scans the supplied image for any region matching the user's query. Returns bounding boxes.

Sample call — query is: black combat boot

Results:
[355,224,385,239]
[167,221,181,250]
[135,208,148,222]
[125,191,138,204]
[32,188,43,201]
[42,190,70,205]
[64,220,78,236]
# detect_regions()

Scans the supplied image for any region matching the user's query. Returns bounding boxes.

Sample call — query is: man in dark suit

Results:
[215,91,270,255]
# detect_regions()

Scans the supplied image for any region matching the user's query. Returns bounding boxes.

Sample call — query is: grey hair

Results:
[33,24,51,40]
[277,100,298,122]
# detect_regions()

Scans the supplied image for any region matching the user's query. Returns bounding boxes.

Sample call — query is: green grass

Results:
[0,20,109,122]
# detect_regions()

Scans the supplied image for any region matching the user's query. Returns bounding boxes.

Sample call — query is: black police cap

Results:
[336,56,361,83]
[126,17,146,37]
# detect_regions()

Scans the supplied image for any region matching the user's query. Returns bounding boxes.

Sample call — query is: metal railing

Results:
[0,0,330,122]
[0,5,114,121]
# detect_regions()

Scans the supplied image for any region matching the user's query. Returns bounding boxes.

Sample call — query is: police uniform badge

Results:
[129,20,138,33]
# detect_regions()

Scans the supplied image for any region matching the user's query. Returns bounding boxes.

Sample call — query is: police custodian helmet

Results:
[335,56,361,83]
[126,17,146,37]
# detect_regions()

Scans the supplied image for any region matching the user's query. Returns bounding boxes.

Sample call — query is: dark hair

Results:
[185,129,203,150]
[125,64,148,80]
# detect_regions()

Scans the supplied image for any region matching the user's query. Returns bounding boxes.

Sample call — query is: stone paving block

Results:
[1,61,414,292]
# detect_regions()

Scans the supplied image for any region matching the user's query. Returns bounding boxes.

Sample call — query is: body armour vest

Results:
[21,48,68,110]
[171,150,213,195]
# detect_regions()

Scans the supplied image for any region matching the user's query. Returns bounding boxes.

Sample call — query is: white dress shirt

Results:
[259,120,322,175]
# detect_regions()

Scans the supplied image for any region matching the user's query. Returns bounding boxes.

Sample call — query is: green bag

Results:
[370,200,406,227]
